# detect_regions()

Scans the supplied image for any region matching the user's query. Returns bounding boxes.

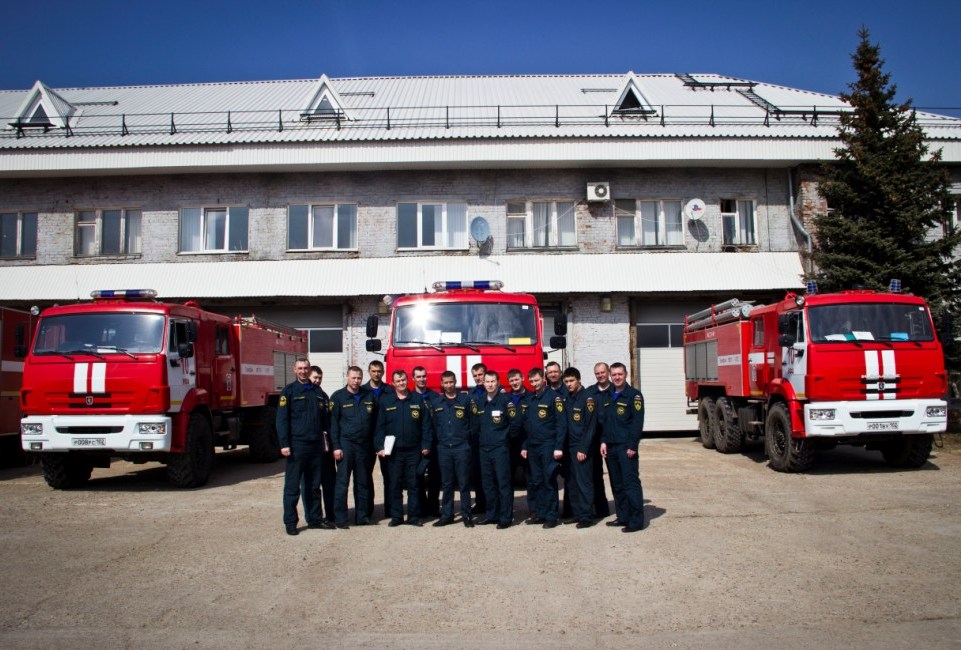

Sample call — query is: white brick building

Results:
[2,73,959,430]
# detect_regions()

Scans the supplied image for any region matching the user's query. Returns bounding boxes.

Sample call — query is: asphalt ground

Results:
[1,434,959,649]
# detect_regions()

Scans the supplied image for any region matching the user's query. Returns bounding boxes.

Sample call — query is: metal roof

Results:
[0,252,804,302]
[2,72,957,151]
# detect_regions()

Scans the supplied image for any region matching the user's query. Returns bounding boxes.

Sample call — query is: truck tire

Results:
[880,434,933,469]
[765,402,814,472]
[40,453,93,489]
[248,406,281,463]
[697,397,717,449]
[167,413,215,488]
[714,397,744,453]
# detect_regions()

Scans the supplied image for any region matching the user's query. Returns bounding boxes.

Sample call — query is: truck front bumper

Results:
[803,399,947,437]
[20,415,173,452]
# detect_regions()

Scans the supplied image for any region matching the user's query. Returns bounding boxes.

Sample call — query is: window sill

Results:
[177,250,250,256]
[395,247,470,252]
[72,253,144,260]
[286,248,359,253]
[506,246,579,252]
[615,245,687,251]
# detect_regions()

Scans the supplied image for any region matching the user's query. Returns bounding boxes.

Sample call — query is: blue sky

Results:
[2,0,959,114]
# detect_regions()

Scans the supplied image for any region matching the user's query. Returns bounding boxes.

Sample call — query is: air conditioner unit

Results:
[587,182,610,203]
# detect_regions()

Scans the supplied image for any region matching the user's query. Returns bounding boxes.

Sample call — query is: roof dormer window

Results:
[301,74,350,123]
[612,72,657,119]
[7,80,76,134]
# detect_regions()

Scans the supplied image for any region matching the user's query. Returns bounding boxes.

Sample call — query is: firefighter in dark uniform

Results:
[412,366,441,517]
[428,370,475,527]
[277,358,331,535]
[600,362,646,533]
[470,370,521,529]
[364,360,393,521]
[586,362,613,518]
[329,365,377,528]
[562,367,597,528]
[506,368,531,506]
[520,367,567,528]
[375,370,432,526]
[468,362,488,514]
[309,366,336,524]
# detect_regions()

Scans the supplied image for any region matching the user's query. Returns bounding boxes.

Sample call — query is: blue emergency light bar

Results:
[91,289,158,299]
[431,280,504,291]
[805,281,818,295]
[889,279,902,293]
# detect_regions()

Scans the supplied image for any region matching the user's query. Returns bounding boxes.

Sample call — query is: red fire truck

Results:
[1,306,34,466]
[684,285,948,472]
[364,281,565,390]
[20,290,306,488]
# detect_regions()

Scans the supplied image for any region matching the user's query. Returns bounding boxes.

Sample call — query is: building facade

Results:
[2,73,959,430]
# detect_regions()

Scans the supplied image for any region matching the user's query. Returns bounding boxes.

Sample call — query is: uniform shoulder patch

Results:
[279,396,287,407]
[555,398,564,413]
[586,397,595,413]
[634,395,643,411]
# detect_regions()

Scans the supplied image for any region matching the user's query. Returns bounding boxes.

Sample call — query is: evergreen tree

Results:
[814,28,960,356]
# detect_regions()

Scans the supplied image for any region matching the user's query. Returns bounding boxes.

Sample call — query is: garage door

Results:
[637,347,696,432]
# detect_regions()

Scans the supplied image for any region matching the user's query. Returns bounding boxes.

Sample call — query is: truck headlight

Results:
[809,409,836,421]
[137,422,167,435]
[21,423,43,435]
[926,405,947,418]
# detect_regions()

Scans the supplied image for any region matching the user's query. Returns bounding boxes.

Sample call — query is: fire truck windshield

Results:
[33,313,166,355]
[393,302,537,347]
[808,303,934,343]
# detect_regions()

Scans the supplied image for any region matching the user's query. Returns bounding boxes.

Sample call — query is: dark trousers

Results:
[591,437,610,516]
[318,451,336,522]
[480,445,512,525]
[437,443,472,521]
[605,443,645,529]
[565,449,595,523]
[283,446,324,527]
[335,441,371,525]
[387,448,421,523]
[417,449,441,517]
[527,444,559,522]
[366,446,392,520]
[470,438,487,511]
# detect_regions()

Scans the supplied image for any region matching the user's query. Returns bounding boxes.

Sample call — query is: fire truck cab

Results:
[365,281,565,391]
[1,306,34,465]
[684,286,948,472]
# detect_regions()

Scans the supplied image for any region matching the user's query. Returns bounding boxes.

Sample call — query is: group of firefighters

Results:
[276,358,646,536]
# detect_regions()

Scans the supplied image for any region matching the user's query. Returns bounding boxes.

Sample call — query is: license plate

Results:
[72,437,106,447]
[867,421,899,431]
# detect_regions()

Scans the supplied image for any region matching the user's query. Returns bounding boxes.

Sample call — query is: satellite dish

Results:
[684,198,706,221]
[470,216,491,243]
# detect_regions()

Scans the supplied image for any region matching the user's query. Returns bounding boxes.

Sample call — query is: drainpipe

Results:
[787,167,813,275]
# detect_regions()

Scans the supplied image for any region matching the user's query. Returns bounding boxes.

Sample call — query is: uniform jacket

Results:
[374,392,431,452]
[586,383,613,429]
[600,383,645,448]
[470,391,521,449]
[276,380,326,448]
[521,386,567,451]
[427,391,473,449]
[329,386,377,449]
[565,387,597,456]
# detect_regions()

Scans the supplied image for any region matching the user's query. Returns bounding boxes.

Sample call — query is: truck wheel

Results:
[248,406,281,463]
[167,414,215,488]
[714,397,744,454]
[765,403,814,472]
[40,453,93,489]
[697,397,717,449]
[880,434,933,469]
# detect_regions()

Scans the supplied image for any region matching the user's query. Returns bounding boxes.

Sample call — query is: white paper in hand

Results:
[384,435,396,456]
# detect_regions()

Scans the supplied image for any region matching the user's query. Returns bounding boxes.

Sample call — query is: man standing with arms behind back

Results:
[329,366,377,529]
[600,362,646,533]
[586,362,612,518]
[277,358,331,535]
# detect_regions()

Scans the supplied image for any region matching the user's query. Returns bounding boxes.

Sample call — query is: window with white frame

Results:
[615,199,683,247]
[75,209,142,256]
[721,199,756,246]
[506,200,576,249]
[397,202,468,249]
[179,206,248,253]
[0,211,37,258]
[288,204,357,250]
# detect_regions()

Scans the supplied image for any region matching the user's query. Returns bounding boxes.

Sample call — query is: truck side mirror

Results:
[938,311,955,344]
[178,342,194,359]
[549,335,567,350]
[366,314,379,338]
[554,313,567,336]
[186,321,198,342]
[777,314,791,336]
[365,339,382,352]
[777,334,795,348]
